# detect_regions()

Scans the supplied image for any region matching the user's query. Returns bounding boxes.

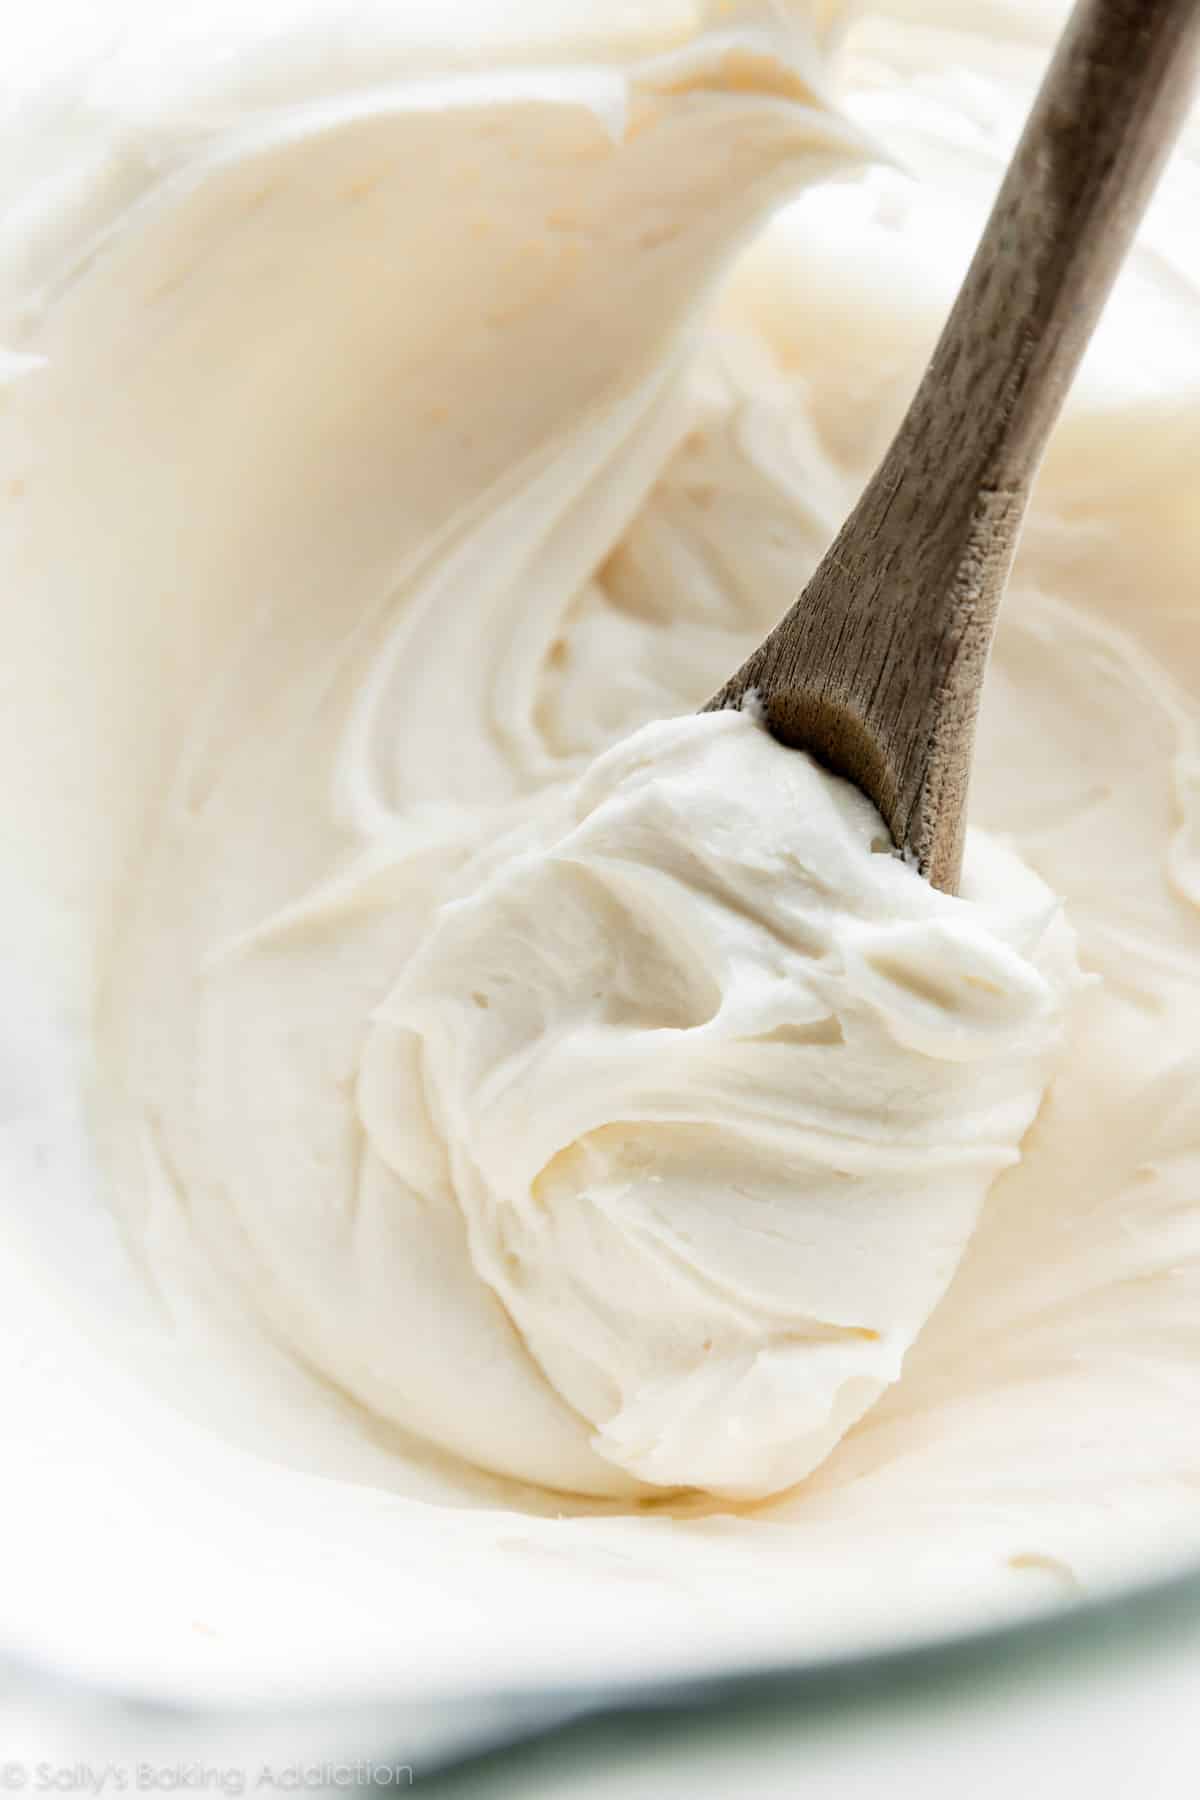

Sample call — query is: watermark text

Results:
[1,1765,414,1794]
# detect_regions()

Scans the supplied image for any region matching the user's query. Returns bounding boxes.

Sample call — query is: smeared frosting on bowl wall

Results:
[1,0,1198,1702]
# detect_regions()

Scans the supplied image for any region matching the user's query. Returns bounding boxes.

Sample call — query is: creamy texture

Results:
[2,0,1200,1703]
[360,713,1074,1495]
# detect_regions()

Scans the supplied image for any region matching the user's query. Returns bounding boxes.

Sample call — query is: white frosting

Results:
[355,712,1073,1496]
[2,0,1200,1704]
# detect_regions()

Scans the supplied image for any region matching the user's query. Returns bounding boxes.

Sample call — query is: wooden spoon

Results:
[705,0,1200,892]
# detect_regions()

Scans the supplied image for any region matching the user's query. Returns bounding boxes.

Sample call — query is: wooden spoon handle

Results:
[707,0,1200,891]
[935,0,1200,495]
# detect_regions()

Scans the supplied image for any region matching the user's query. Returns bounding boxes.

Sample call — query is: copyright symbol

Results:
[2,1767,27,1791]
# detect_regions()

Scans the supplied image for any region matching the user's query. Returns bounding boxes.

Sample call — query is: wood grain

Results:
[705,0,1200,891]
